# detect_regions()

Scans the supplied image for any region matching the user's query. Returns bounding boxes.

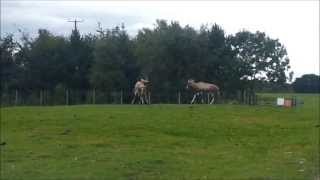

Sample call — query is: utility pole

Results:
[96,22,104,34]
[68,19,83,31]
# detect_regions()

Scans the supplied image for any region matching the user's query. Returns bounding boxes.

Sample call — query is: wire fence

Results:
[1,89,262,107]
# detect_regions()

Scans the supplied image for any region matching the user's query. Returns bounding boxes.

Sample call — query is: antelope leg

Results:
[210,95,215,104]
[145,94,149,104]
[131,95,137,104]
[191,93,198,104]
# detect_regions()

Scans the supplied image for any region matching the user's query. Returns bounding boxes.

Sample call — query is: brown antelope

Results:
[186,79,220,104]
[131,78,150,104]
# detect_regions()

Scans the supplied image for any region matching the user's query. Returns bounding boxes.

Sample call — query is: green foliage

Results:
[229,31,291,86]
[65,29,94,89]
[293,74,320,93]
[25,29,69,89]
[135,20,201,92]
[1,20,293,96]
[134,21,242,95]
[256,82,293,93]
[90,26,138,91]
[0,34,21,90]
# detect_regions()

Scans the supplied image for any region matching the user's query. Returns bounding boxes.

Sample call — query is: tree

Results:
[65,29,94,89]
[0,34,21,90]
[229,30,291,90]
[135,21,244,99]
[293,74,320,93]
[135,20,202,95]
[1,20,295,104]
[90,25,138,91]
[22,29,69,90]
[199,24,240,95]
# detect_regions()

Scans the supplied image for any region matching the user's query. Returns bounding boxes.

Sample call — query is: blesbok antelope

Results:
[131,78,150,104]
[186,79,220,104]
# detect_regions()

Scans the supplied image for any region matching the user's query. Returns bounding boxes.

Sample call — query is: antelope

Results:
[186,79,220,104]
[131,78,150,104]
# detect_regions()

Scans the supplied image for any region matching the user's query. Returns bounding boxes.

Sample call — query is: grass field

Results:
[1,93,319,179]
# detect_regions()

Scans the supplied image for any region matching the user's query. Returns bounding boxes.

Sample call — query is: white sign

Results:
[277,97,284,106]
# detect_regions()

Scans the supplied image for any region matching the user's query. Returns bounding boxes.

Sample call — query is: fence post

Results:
[39,89,43,106]
[120,90,123,104]
[178,91,181,104]
[92,88,96,104]
[148,92,151,104]
[244,90,248,105]
[241,90,244,104]
[243,90,245,104]
[15,89,18,106]
[44,89,46,105]
[66,89,69,105]
[44,89,47,105]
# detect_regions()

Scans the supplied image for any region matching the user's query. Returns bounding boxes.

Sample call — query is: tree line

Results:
[3,19,310,104]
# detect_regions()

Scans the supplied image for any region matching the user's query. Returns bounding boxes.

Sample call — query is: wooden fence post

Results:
[120,90,123,104]
[15,89,18,106]
[178,91,181,104]
[66,89,69,105]
[245,90,248,105]
[44,89,46,105]
[241,90,245,104]
[39,89,43,106]
[44,89,47,105]
[92,88,96,104]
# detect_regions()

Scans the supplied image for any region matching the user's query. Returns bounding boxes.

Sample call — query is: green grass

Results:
[1,93,319,179]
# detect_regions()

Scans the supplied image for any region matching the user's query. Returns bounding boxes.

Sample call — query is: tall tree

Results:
[199,24,240,95]
[90,25,138,91]
[229,30,291,90]
[135,20,202,94]
[19,29,69,90]
[66,29,93,89]
[0,34,21,90]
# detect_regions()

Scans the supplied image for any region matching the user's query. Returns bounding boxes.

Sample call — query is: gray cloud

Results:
[1,1,152,38]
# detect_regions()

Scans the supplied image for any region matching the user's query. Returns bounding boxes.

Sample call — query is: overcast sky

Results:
[1,0,319,79]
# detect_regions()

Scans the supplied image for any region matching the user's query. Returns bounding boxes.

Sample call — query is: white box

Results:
[277,97,284,106]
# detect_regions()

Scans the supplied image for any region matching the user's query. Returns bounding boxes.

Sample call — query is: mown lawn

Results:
[1,94,319,179]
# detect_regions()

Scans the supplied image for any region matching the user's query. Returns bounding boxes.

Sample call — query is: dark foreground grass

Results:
[1,94,319,179]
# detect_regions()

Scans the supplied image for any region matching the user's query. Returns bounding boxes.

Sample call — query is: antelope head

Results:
[186,79,195,90]
[140,78,150,85]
